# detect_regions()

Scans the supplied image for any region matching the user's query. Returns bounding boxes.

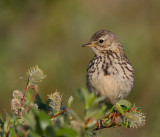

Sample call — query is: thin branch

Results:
[51,107,69,119]
[30,85,38,102]
[18,80,29,117]
[93,107,140,131]
[93,123,119,131]
[84,117,93,128]
[22,84,29,104]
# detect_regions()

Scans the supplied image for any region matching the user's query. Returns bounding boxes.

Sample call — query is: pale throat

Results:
[92,45,122,57]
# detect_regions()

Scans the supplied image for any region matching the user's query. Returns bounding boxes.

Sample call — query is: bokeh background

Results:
[0,0,160,136]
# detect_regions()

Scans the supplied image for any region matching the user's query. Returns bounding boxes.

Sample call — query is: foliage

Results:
[0,66,146,137]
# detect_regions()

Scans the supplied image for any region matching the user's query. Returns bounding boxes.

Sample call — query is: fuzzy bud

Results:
[123,111,146,128]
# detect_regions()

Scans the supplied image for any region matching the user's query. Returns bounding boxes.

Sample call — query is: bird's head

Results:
[82,30,124,56]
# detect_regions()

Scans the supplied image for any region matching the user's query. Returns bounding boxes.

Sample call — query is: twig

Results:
[22,84,29,104]
[93,107,139,131]
[93,123,118,131]
[18,80,29,117]
[27,85,38,112]
[30,85,38,102]
[51,107,69,119]
[84,117,93,128]
[103,107,139,119]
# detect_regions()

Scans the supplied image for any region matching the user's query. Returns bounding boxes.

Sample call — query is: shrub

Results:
[0,66,146,137]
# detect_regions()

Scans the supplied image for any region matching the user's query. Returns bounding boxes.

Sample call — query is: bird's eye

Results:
[99,39,104,43]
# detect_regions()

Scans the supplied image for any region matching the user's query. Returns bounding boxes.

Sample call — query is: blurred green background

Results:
[0,0,160,136]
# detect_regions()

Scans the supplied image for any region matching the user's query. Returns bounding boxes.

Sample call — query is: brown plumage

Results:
[82,30,134,104]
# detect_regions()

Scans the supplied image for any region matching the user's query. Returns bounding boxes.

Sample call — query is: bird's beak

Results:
[82,43,96,48]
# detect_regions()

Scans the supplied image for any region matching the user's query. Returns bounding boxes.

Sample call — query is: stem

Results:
[18,81,29,117]
[22,84,29,104]
[51,108,69,119]
[84,117,93,128]
[27,85,38,112]
[31,85,38,102]
[93,123,118,131]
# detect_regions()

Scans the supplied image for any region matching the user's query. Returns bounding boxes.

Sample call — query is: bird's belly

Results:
[87,71,132,104]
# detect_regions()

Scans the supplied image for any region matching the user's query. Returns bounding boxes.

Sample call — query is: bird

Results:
[82,30,134,104]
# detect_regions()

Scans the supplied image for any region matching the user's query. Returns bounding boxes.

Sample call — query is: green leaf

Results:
[76,88,96,109]
[24,112,36,130]
[45,126,55,137]
[85,93,96,110]
[9,128,16,137]
[76,88,86,104]
[103,118,112,126]
[36,111,51,130]
[116,103,124,114]
[25,110,52,135]
[56,127,77,137]
[0,114,4,123]
[132,102,136,108]
[15,116,24,125]
[86,105,106,120]
[117,99,132,108]
[121,105,128,112]
[4,112,10,132]
[92,96,106,105]
[27,130,41,137]
[106,104,114,113]
[119,122,128,128]
[68,96,74,108]
[26,91,32,105]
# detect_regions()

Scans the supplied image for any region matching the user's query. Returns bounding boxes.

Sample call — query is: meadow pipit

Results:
[82,30,134,104]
